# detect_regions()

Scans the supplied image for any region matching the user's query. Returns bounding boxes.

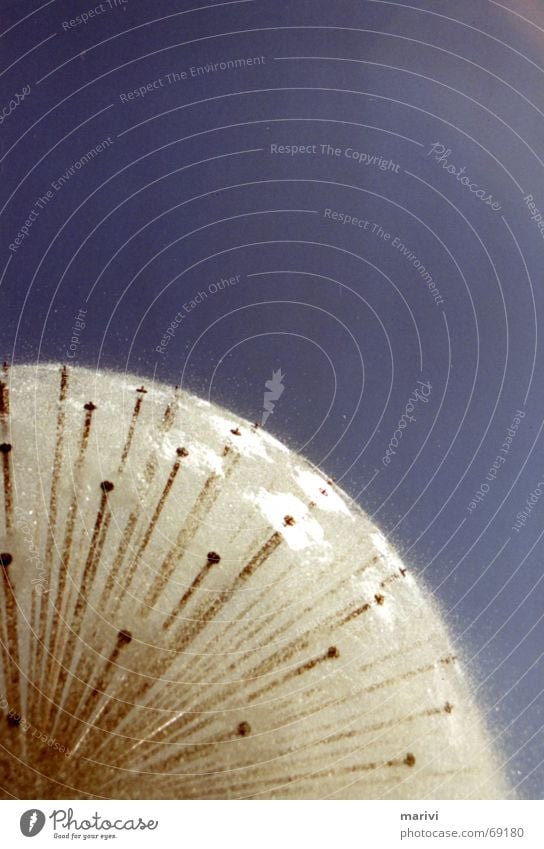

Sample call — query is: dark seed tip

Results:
[0,443,12,454]
[237,721,251,737]
[100,480,114,493]
[117,629,132,644]
[0,553,13,568]
[207,551,221,564]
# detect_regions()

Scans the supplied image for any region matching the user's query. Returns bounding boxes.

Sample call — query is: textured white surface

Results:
[0,364,506,799]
